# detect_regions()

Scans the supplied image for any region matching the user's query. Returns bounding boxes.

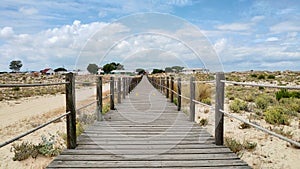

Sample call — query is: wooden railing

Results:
[149,73,300,148]
[0,73,142,149]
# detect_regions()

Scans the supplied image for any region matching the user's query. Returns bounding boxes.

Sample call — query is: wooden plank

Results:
[53,153,239,161]
[48,160,248,168]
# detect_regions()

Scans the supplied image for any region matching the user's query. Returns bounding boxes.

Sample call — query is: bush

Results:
[12,86,20,91]
[201,98,212,105]
[243,141,257,150]
[225,137,257,154]
[239,122,251,129]
[258,74,265,79]
[267,75,276,79]
[102,104,110,114]
[255,95,274,110]
[276,89,300,101]
[199,118,208,126]
[264,106,290,125]
[173,98,178,106]
[196,84,212,102]
[225,137,243,153]
[280,98,300,116]
[11,134,63,161]
[250,74,257,78]
[229,99,248,113]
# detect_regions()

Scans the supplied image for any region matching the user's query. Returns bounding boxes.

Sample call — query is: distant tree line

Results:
[87,62,124,74]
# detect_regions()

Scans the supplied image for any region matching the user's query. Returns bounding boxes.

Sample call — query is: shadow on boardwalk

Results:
[47,76,250,168]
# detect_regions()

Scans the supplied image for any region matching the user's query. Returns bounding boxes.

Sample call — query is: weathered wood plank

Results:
[48,160,248,168]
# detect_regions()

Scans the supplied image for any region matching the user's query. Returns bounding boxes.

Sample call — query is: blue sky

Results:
[0,0,299,72]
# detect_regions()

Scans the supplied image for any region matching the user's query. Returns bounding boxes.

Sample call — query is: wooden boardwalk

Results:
[47,76,250,168]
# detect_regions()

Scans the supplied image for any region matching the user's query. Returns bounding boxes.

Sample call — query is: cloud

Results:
[216,16,264,31]
[0,20,109,71]
[251,15,265,22]
[0,27,15,39]
[216,23,251,31]
[270,21,300,33]
[214,38,227,54]
[19,7,38,15]
[266,37,279,42]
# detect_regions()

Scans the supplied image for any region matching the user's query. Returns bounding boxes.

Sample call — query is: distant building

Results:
[41,68,54,75]
[182,68,209,74]
[111,70,137,75]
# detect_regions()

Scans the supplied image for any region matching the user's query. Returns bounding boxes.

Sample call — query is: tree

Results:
[54,67,67,72]
[87,63,99,74]
[165,67,173,73]
[9,60,23,72]
[152,69,164,74]
[171,66,184,73]
[136,68,145,75]
[102,62,124,74]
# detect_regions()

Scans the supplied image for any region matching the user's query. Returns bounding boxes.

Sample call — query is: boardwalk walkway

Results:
[47,76,250,168]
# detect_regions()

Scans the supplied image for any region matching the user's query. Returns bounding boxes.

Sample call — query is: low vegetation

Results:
[225,137,257,155]
[11,134,63,161]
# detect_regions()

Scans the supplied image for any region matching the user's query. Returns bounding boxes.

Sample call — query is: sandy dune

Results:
[0,84,109,128]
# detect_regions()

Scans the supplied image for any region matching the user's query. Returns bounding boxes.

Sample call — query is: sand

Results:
[195,104,300,169]
[0,83,109,169]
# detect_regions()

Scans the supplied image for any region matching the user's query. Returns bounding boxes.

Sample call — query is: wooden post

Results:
[65,73,76,149]
[159,77,161,92]
[170,76,174,102]
[125,78,128,95]
[117,77,121,104]
[122,77,126,99]
[177,78,181,111]
[190,76,195,122]
[215,72,225,145]
[166,76,169,98]
[110,76,115,110]
[97,76,103,121]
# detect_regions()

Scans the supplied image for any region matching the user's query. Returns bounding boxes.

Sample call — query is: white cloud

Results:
[270,21,300,33]
[0,20,109,71]
[19,7,38,15]
[266,37,279,42]
[216,23,251,31]
[0,27,15,39]
[216,15,265,32]
[214,38,227,54]
[251,15,265,22]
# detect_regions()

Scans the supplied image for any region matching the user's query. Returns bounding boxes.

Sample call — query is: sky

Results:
[0,0,299,72]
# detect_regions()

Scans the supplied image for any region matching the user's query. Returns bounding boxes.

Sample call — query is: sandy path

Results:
[0,83,109,128]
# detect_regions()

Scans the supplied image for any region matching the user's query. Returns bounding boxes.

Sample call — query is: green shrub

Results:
[243,141,257,150]
[250,74,257,78]
[258,74,265,79]
[255,95,274,110]
[102,104,110,114]
[173,98,178,106]
[276,89,300,101]
[239,122,251,129]
[199,118,208,126]
[280,98,300,116]
[225,137,257,154]
[264,106,290,125]
[267,75,275,79]
[229,99,248,113]
[225,137,243,153]
[11,134,63,161]
[12,86,20,91]
[201,98,212,105]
